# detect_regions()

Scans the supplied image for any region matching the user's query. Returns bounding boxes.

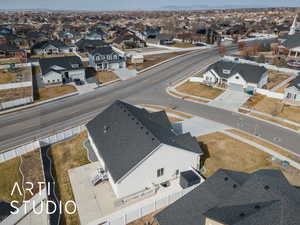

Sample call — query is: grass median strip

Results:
[227,129,300,164]
[197,132,300,187]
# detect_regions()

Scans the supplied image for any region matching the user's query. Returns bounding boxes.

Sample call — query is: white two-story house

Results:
[39,56,85,85]
[88,46,125,71]
[86,100,203,199]
[203,60,268,92]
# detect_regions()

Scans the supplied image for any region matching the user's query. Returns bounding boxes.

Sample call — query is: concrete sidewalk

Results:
[222,130,300,170]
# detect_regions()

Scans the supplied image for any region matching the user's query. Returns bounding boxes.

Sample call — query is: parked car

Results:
[74,79,85,85]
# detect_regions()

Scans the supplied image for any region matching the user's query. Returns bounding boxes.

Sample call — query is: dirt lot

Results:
[275,83,289,93]
[95,71,119,83]
[21,149,44,200]
[197,132,300,187]
[49,131,90,225]
[34,85,76,101]
[253,97,300,124]
[0,157,23,205]
[265,70,291,90]
[243,94,300,126]
[128,51,190,71]
[242,93,265,108]
[0,87,32,103]
[0,67,32,84]
[176,82,224,100]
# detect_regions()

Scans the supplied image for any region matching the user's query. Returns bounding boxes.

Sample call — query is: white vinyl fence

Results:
[224,56,300,75]
[256,88,284,99]
[0,81,32,90]
[189,77,204,83]
[0,96,33,110]
[88,184,198,225]
[0,125,86,163]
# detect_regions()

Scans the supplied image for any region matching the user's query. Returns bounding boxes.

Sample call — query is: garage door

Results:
[228,83,244,92]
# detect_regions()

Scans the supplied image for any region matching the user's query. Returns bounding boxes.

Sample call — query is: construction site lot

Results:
[0,66,32,84]
[0,87,32,103]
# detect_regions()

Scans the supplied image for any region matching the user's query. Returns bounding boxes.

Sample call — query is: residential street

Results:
[1,43,300,157]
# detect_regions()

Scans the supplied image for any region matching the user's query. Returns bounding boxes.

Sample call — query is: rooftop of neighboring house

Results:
[0,44,20,52]
[39,56,83,74]
[155,169,300,225]
[206,60,267,84]
[75,39,108,49]
[86,100,203,183]
[113,33,145,44]
[31,40,68,50]
[287,76,300,91]
[88,46,119,56]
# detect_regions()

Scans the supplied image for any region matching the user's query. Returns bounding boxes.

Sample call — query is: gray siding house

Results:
[39,56,85,85]
[155,169,300,225]
[88,46,125,71]
[284,76,300,105]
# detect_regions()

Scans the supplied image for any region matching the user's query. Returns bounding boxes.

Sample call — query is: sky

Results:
[0,0,299,11]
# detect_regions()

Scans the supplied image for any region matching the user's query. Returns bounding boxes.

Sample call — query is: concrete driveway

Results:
[208,90,250,111]
[172,117,230,137]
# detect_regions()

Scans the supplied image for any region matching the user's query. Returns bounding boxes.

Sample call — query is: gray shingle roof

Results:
[282,33,300,49]
[86,100,202,183]
[206,60,267,84]
[288,76,300,91]
[155,169,300,225]
[88,46,115,55]
[39,56,83,74]
[31,40,67,50]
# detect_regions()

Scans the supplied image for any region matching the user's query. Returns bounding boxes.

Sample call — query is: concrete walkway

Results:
[173,117,229,137]
[209,90,250,111]
[222,130,300,170]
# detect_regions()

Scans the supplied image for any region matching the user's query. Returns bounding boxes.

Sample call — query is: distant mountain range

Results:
[160,4,295,10]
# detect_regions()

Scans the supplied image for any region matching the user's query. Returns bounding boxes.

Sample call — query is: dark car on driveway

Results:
[74,79,85,85]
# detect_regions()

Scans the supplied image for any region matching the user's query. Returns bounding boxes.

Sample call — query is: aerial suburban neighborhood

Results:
[0,1,300,225]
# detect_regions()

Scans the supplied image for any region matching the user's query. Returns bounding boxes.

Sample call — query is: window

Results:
[157,168,164,177]
[235,76,240,79]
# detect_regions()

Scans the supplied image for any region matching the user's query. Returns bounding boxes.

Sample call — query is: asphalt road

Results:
[0,45,300,157]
